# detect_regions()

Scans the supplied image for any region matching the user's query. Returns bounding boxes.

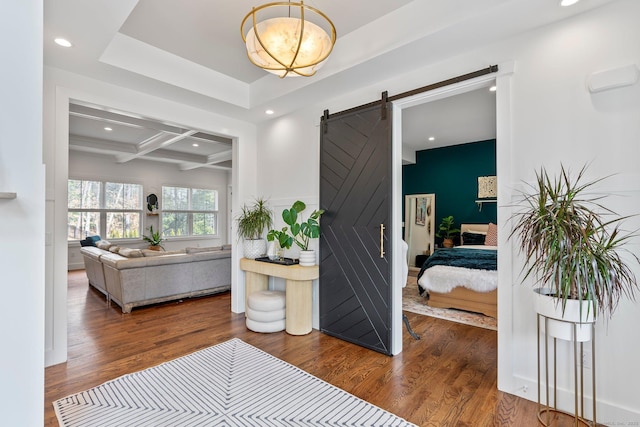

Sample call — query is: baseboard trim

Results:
[510,374,640,424]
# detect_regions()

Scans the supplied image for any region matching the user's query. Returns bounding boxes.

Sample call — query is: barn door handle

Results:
[380,224,385,258]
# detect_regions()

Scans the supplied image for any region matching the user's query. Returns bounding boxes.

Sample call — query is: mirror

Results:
[146,193,158,213]
[404,193,435,268]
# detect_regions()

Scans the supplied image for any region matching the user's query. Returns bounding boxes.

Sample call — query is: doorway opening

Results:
[391,72,503,352]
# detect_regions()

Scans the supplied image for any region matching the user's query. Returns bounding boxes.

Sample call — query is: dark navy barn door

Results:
[319,101,392,355]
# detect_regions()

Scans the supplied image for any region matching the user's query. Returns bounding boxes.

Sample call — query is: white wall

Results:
[256,1,640,422]
[44,66,257,366]
[67,151,231,269]
[0,1,45,425]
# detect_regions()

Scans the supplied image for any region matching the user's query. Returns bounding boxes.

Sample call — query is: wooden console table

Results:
[240,258,319,335]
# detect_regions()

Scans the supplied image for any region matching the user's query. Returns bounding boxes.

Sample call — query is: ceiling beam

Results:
[116,130,197,163]
[178,149,232,171]
[69,135,137,154]
[70,104,232,145]
[70,104,187,134]
[144,148,208,164]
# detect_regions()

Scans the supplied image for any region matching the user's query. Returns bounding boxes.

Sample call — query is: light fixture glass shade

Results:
[241,2,336,78]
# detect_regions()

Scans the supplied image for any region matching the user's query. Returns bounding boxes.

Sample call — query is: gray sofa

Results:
[80,244,231,313]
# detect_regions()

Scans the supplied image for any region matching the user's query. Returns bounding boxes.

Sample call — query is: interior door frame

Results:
[390,62,514,385]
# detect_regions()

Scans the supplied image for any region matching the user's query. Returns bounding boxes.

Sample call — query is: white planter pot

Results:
[534,288,595,342]
[243,239,267,259]
[298,249,316,267]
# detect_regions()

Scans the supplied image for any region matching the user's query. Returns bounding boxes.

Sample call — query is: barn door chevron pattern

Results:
[319,102,393,355]
[54,339,415,426]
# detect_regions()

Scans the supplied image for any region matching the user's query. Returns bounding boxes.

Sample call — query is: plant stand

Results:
[537,314,596,426]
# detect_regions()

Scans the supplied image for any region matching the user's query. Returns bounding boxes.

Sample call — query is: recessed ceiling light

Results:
[192,143,199,147]
[560,0,579,6]
[54,38,73,48]
[104,127,112,131]
[489,85,497,92]
[428,137,435,141]
[265,109,274,115]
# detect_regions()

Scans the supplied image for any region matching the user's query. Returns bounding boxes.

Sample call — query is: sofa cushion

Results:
[96,240,112,250]
[109,245,121,254]
[186,246,222,254]
[190,250,232,262]
[118,247,144,258]
[80,246,105,260]
[104,252,189,269]
[142,249,186,257]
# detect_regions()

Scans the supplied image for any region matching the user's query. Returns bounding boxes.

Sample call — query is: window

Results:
[68,179,143,240]
[162,186,218,237]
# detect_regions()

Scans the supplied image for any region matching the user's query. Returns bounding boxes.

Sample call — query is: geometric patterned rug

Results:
[404,276,497,331]
[54,338,416,426]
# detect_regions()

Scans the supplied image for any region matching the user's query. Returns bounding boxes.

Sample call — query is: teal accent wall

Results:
[403,139,496,240]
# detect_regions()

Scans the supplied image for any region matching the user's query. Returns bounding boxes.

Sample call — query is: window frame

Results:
[67,178,144,241]
[161,185,219,239]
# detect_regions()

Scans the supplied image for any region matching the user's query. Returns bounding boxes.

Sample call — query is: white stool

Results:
[246,290,286,333]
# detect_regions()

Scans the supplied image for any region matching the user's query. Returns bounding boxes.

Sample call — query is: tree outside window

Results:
[67,179,142,240]
[162,186,218,237]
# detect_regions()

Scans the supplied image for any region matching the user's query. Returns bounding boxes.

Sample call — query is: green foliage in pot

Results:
[435,215,460,239]
[267,200,325,251]
[142,225,165,249]
[509,164,638,318]
[236,198,273,240]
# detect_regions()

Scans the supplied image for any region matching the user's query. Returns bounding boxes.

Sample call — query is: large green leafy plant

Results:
[267,200,325,251]
[510,164,638,318]
[435,215,460,239]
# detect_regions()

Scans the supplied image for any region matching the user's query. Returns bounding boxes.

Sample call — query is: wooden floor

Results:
[45,271,573,426]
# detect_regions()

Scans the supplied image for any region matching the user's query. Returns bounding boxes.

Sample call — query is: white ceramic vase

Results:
[298,249,316,267]
[243,238,266,259]
[534,288,595,342]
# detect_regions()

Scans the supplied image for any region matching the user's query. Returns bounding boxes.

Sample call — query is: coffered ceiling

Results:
[69,104,233,170]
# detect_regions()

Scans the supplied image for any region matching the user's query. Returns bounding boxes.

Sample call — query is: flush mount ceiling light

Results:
[241,1,336,78]
[560,0,579,6]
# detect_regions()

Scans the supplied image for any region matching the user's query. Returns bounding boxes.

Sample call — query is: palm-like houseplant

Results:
[236,198,273,259]
[510,164,638,321]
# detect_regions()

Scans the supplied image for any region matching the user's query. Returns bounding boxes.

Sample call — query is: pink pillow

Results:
[485,222,498,246]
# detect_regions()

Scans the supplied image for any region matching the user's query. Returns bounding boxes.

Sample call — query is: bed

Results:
[417,223,498,318]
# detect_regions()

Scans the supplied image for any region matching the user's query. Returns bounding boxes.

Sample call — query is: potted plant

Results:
[436,215,460,248]
[142,225,165,251]
[510,164,638,339]
[267,200,325,266]
[236,198,273,259]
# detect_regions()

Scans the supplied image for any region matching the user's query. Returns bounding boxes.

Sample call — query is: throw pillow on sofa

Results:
[118,247,144,258]
[96,240,112,250]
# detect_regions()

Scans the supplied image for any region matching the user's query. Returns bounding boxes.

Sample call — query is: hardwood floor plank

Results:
[46,271,554,426]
